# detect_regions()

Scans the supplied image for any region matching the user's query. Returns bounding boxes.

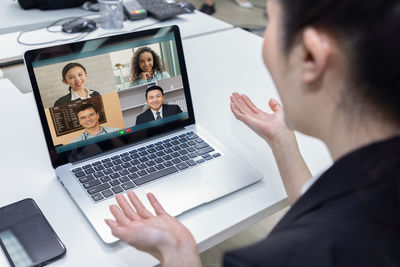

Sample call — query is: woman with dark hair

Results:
[130,46,170,86]
[54,62,100,107]
[105,0,400,266]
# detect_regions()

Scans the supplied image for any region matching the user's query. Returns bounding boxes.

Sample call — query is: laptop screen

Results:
[24,26,195,167]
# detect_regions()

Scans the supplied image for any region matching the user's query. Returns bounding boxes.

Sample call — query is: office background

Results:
[34,54,116,109]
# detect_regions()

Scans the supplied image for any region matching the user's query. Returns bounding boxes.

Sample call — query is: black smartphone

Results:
[0,199,66,267]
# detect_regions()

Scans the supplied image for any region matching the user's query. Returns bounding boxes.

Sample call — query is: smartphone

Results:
[0,199,66,267]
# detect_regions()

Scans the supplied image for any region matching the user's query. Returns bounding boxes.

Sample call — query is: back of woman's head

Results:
[131,47,165,81]
[279,0,400,126]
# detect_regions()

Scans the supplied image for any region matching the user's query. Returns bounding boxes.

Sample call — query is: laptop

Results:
[24,25,263,244]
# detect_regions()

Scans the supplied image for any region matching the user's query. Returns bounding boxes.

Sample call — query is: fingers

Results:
[241,94,260,114]
[230,93,253,115]
[115,194,141,221]
[231,93,281,113]
[105,218,120,231]
[127,191,153,219]
[230,101,244,118]
[230,96,247,122]
[109,204,132,227]
[268,98,282,112]
[147,192,167,216]
[109,192,154,226]
[104,219,127,239]
[231,93,264,116]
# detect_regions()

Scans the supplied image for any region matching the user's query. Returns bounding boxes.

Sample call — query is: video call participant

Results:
[130,47,171,86]
[105,0,400,266]
[54,62,100,107]
[135,85,182,125]
[71,103,119,143]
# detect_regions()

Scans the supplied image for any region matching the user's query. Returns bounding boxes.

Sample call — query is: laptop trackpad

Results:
[144,177,215,216]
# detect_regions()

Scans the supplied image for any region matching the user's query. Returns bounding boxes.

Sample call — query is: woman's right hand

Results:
[231,93,312,203]
[230,92,294,147]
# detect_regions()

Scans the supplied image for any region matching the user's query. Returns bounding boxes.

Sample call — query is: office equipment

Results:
[18,0,89,10]
[24,25,263,244]
[123,0,147,20]
[98,0,124,29]
[0,199,66,267]
[0,10,234,64]
[61,17,97,33]
[137,0,189,20]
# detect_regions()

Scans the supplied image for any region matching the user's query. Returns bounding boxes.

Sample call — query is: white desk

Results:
[1,10,233,93]
[0,10,233,65]
[0,28,332,266]
[0,2,92,34]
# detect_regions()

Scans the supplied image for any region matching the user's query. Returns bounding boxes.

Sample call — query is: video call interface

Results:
[32,32,189,153]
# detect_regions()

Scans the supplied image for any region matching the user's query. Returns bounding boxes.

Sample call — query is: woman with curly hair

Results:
[130,46,170,86]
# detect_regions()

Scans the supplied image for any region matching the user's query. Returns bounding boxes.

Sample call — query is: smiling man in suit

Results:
[135,85,182,125]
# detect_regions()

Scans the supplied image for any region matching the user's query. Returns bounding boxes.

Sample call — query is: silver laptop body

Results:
[24,25,262,244]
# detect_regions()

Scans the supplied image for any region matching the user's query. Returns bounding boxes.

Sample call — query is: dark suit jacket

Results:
[224,137,400,267]
[135,104,182,125]
[54,90,100,107]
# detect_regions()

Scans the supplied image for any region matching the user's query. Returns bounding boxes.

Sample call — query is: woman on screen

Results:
[130,46,170,86]
[54,62,100,106]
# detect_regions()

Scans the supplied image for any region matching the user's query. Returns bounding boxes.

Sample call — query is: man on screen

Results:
[135,85,182,125]
[71,103,119,143]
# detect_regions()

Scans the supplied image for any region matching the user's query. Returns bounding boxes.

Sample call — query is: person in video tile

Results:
[71,103,119,143]
[54,62,100,107]
[130,47,170,86]
[135,85,182,125]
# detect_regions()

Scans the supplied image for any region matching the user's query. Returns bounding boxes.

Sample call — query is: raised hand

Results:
[105,191,201,267]
[230,92,293,146]
[231,93,312,203]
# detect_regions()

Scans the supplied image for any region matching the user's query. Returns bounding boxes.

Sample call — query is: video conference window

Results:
[111,43,181,90]
[32,33,189,153]
[50,96,107,136]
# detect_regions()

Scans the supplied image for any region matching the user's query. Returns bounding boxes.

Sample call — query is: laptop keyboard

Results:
[71,131,221,202]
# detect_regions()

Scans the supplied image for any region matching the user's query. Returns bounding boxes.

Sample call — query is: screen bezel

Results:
[24,25,195,168]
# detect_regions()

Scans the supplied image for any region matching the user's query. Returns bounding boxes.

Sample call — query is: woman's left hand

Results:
[105,191,202,267]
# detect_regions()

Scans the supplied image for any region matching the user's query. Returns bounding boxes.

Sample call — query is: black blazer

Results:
[135,104,182,125]
[54,90,100,107]
[224,137,400,267]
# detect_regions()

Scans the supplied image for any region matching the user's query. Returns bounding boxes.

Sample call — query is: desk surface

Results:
[0,2,91,34]
[0,10,233,65]
[0,28,331,266]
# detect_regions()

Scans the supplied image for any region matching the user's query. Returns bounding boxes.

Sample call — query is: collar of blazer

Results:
[147,104,166,116]
[274,135,400,227]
